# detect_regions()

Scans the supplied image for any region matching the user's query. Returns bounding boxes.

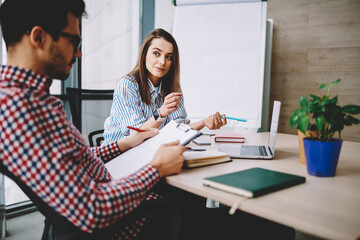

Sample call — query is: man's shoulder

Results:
[0,82,28,104]
[0,80,58,114]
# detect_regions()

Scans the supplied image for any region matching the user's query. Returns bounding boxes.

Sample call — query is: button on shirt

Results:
[103,74,190,144]
[0,65,160,237]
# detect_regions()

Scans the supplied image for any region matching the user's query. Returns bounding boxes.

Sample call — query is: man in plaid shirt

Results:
[0,0,186,239]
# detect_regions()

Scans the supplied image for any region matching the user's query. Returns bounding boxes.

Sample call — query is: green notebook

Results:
[203,168,306,198]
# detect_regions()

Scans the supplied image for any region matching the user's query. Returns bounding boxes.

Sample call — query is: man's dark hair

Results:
[0,0,86,48]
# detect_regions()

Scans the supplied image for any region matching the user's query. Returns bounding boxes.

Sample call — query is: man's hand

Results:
[150,140,187,177]
[117,129,159,152]
[202,112,227,130]
[158,92,182,117]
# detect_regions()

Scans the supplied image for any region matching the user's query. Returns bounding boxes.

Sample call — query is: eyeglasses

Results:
[58,31,82,53]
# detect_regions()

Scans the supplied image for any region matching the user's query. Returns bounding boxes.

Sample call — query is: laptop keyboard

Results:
[259,146,267,156]
[241,145,268,157]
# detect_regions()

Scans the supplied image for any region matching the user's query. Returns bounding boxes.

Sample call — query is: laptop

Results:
[219,101,281,160]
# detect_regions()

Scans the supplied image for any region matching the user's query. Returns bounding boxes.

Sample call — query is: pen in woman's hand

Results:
[221,116,247,122]
[127,126,148,132]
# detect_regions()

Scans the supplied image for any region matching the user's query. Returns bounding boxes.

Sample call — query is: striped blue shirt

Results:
[103,74,189,143]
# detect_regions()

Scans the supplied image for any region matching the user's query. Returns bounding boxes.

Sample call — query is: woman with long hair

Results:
[103,28,226,143]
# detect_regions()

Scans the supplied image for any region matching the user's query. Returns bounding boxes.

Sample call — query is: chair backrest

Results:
[88,129,105,147]
[66,88,114,146]
[0,173,5,239]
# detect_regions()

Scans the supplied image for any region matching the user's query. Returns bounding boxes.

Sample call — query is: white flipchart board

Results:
[173,0,268,131]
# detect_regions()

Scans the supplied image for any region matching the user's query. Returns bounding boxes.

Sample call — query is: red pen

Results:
[127,126,147,132]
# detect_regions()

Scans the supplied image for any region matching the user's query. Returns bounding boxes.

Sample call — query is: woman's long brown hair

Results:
[128,28,180,105]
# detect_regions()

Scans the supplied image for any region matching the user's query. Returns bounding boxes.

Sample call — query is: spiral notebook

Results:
[105,120,201,179]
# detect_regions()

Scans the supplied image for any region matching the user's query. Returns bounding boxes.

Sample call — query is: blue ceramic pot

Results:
[303,138,343,177]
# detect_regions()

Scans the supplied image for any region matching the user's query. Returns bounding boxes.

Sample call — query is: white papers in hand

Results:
[105,120,200,179]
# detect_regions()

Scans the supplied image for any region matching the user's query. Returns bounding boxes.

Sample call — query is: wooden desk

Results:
[166,133,360,240]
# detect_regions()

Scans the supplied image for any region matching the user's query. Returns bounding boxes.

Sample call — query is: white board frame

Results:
[173,0,268,132]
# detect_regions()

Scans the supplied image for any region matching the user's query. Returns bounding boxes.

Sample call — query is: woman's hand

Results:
[202,112,227,130]
[158,92,182,117]
[117,129,159,152]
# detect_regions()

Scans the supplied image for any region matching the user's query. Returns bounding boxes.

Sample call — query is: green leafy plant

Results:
[290,79,360,141]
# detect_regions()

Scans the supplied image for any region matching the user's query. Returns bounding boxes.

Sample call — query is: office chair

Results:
[66,88,114,147]
[0,173,5,239]
[88,129,105,147]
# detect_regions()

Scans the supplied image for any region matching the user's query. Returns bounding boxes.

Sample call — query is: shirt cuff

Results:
[144,163,161,181]
[92,141,122,164]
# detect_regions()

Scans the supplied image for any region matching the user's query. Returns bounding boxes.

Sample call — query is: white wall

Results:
[82,0,140,89]
[155,0,175,33]
[82,0,175,90]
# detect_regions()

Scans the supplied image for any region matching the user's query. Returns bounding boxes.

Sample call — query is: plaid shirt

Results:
[0,65,160,238]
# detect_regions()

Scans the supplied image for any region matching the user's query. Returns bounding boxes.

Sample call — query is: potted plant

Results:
[289,96,318,164]
[290,79,360,177]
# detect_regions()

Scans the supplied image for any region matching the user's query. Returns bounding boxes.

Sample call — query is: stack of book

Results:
[214,133,245,143]
[183,150,231,168]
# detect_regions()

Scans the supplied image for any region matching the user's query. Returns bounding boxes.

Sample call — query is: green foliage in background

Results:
[290,79,360,141]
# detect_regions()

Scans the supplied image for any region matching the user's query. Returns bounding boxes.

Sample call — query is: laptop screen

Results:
[268,101,281,153]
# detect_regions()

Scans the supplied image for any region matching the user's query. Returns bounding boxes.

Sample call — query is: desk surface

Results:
[166,133,360,240]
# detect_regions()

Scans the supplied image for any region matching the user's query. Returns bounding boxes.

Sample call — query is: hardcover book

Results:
[183,150,231,168]
[203,168,306,197]
[214,133,245,143]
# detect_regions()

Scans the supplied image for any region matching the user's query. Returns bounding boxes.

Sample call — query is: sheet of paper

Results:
[105,121,200,179]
